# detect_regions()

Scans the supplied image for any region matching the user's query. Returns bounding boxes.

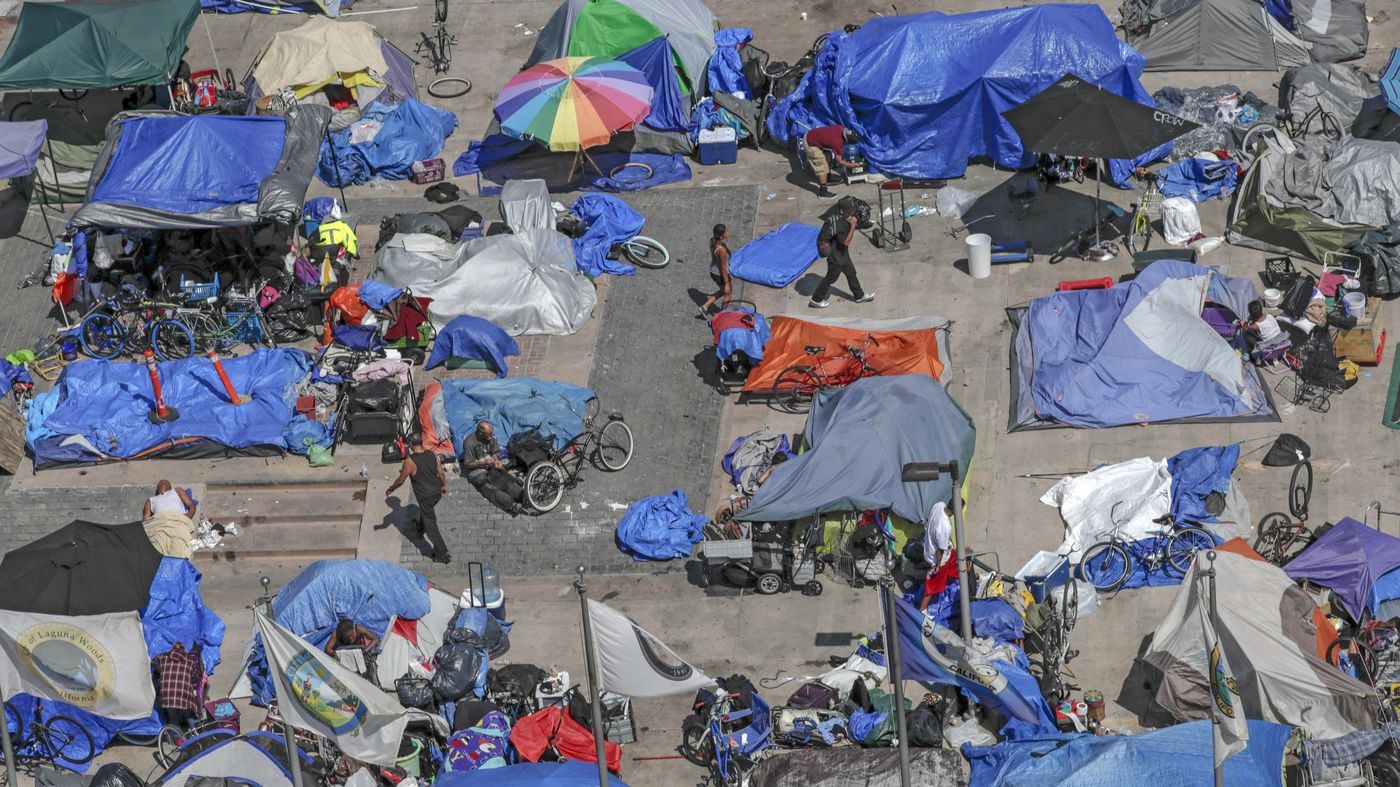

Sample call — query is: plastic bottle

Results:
[359,464,368,480]
[482,564,502,605]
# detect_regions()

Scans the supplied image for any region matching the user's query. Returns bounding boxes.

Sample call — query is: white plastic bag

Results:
[936,187,977,220]
[944,717,996,748]
[1160,196,1202,245]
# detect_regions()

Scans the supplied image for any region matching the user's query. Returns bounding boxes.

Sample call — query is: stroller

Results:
[708,300,770,392]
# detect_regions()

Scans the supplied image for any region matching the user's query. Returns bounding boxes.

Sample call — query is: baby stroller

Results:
[708,300,770,393]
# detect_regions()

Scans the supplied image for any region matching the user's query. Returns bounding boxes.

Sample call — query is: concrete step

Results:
[194,480,366,562]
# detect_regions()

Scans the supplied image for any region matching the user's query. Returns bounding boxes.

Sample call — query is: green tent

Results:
[0,0,200,91]
[527,0,716,93]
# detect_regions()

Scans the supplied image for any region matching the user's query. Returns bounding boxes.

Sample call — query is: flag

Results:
[1204,582,1248,765]
[586,600,714,697]
[256,613,407,766]
[891,593,1057,730]
[0,609,155,719]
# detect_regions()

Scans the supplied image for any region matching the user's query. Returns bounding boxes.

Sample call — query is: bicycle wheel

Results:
[40,715,95,765]
[1059,578,1079,633]
[1327,637,1379,685]
[1289,460,1313,519]
[155,723,186,768]
[679,715,712,767]
[1048,232,1085,265]
[595,419,634,471]
[183,311,230,352]
[427,76,472,99]
[621,235,670,269]
[79,312,128,359]
[721,753,746,787]
[114,728,161,746]
[525,461,565,513]
[58,89,89,102]
[1080,541,1131,592]
[772,365,820,413]
[8,101,32,123]
[1252,512,1295,564]
[1166,527,1214,574]
[4,702,21,741]
[1126,207,1152,255]
[151,318,195,361]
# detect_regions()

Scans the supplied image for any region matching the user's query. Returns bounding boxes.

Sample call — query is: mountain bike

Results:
[79,293,196,361]
[1079,503,1215,592]
[1252,460,1315,566]
[523,398,635,513]
[770,333,881,414]
[1125,170,1161,255]
[3,700,96,773]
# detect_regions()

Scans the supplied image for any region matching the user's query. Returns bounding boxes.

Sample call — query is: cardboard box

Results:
[411,158,446,184]
[1334,297,1386,365]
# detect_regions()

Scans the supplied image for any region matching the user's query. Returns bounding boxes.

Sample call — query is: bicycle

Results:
[617,235,670,269]
[78,293,196,361]
[1252,460,1315,566]
[977,556,1080,705]
[769,333,881,414]
[1125,170,1161,255]
[3,700,96,772]
[1079,504,1215,592]
[679,686,771,787]
[1047,202,1127,264]
[177,296,273,353]
[523,398,635,513]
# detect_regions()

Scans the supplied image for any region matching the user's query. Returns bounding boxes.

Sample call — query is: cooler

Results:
[697,127,738,165]
[411,158,446,185]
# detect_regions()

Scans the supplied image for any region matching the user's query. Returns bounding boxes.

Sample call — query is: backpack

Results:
[786,681,839,710]
[507,428,555,470]
[817,218,836,257]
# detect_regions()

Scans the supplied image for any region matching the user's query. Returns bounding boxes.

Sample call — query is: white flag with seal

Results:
[0,609,155,719]
[256,613,407,766]
[587,600,713,697]
[1205,605,1248,765]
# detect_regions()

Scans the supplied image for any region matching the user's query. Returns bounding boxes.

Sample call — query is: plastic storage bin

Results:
[698,127,738,165]
[1016,550,1071,603]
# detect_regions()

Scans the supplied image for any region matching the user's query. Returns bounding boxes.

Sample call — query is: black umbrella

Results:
[1002,73,1199,160]
[0,520,163,615]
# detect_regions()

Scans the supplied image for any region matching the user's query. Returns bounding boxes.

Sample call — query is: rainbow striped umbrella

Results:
[494,56,653,153]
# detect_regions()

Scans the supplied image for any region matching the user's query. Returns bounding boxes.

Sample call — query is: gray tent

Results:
[750,747,965,787]
[737,374,975,525]
[1128,0,1310,71]
[373,231,596,336]
[1290,0,1368,63]
[1278,63,1377,135]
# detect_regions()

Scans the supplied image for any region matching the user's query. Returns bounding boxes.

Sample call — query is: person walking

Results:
[700,224,733,315]
[810,202,874,308]
[387,433,451,564]
[804,124,860,199]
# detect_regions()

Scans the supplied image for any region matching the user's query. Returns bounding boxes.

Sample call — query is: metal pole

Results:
[880,580,912,787]
[947,460,974,641]
[282,719,306,787]
[1207,550,1223,787]
[0,683,17,787]
[37,197,54,245]
[574,566,610,787]
[199,11,223,77]
[44,137,64,213]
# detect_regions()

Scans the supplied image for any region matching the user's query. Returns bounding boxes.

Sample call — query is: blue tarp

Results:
[617,37,691,134]
[0,357,32,390]
[436,761,629,786]
[965,720,1292,786]
[318,99,457,187]
[970,598,1023,644]
[766,5,1166,186]
[571,194,643,277]
[454,142,691,192]
[707,28,754,100]
[1266,0,1296,29]
[1167,444,1239,524]
[615,489,707,562]
[728,223,821,287]
[92,115,286,213]
[439,377,596,456]
[426,316,520,375]
[29,349,314,468]
[357,279,403,310]
[1158,157,1238,203]
[715,306,770,363]
[0,119,47,178]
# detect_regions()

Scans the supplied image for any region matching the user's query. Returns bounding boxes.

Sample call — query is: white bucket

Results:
[1263,288,1282,308]
[1344,291,1367,321]
[966,233,992,279]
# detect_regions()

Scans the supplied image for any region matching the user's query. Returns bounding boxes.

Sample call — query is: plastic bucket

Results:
[60,339,78,361]
[966,233,992,279]
[1344,291,1366,321]
[396,737,422,777]
[1263,288,1282,308]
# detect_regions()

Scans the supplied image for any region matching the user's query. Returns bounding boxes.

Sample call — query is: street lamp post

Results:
[900,460,973,641]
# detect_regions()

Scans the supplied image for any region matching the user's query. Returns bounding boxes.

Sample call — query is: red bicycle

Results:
[770,334,881,413]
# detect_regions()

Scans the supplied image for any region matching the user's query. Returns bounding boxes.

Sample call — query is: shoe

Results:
[816,187,837,200]
[854,293,876,304]
[809,298,831,309]
[432,553,452,565]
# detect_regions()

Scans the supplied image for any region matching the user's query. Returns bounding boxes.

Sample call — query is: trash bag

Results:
[431,627,487,703]
[396,675,434,709]
[507,428,554,470]
[1348,226,1400,298]
[907,694,950,747]
[86,763,146,787]
[1161,197,1202,244]
[305,437,334,467]
[489,663,548,698]
[1263,433,1312,466]
[786,681,840,710]
[936,187,977,220]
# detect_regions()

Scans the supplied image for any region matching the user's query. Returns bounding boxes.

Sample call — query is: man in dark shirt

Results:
[804,124,860,199]
[810,201,874,307]
[152,642,201,727]
[462,421,525,515]
[388,433,451,563]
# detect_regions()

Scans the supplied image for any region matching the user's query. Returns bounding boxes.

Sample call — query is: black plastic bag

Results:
[1263,434,1311,466]
[396,675,434,709]
[430,627,486,703]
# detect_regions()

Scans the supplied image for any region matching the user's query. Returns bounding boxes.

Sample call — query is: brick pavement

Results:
[402,185,761,577]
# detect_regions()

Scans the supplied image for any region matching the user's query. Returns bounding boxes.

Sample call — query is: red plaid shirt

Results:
[153,647,202,712]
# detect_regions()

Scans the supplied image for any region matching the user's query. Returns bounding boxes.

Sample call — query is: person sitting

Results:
[325,618,379,656]
[144,480,196,520]
[464,421,525,515]
[714,453,788,524]
[804,124,860,199]
[1238,300,1288,363]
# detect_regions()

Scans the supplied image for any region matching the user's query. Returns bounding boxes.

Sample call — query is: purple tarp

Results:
[1285,517,1400,620]
[0,119,47,178]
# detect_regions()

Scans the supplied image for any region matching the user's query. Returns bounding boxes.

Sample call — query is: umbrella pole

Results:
[44,136,63,214]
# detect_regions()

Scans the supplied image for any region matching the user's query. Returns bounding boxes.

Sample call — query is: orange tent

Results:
[742,315,946,394]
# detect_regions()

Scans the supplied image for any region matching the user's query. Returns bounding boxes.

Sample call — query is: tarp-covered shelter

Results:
[766,4,1164,185]
[0,120,48,178]
[0,0,199,91]
[1007,261,1278,430]
[244,17,417,107]
[317,99,457,186]
[964,720,1292,786]
[1142,546,1375,740]
[1126,0,1311,71]
[738,375,975,525]
[527,0,716,95]
[69,108,332,229]
[202,0,349,16]
[26,349,316,468]
[439,377,596,455]
[437,761,630,786]
[374,232,596,336]
[750,747,965,787]
[1284,517,1400,621]
[742,315,951,395]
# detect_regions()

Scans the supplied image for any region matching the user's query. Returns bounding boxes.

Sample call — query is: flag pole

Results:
[575,566,610,787]
[0,683,17,787]
[947,460,973,642]
[257,606,305,787]
[879,578,913,787]
[1207,550,1223,787]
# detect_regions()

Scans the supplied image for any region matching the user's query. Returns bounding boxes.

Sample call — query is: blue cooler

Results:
[698,127,738,165]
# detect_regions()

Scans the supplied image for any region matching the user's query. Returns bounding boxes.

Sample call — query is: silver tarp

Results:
[1260,137,1400,229]
[749,747,965,787]
[1131,0,1310,71]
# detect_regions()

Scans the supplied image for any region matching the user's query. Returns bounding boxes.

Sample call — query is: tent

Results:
[373,232,597,336]
[0,0,199,91]
[527,0,716,94]
[1287,0,1368,63]
[738,374,976,525]
[155,733,306,787]
[26,348,316,468]
[438,377,596,456]
[1142,546,1375,740]
[1006,260,1279,430]
[750,747,964,787]
[317,99,458,187]
[202,0,348,16]
[1284,517,1400,621]
[69,108,332,230]
[244,17,417,107]
[964,720,1292,786]
[16,102,111,205]
[0,120,48,179]
[742,315,951,396]
[1126,0,1311,71]
[765,5,1166,186]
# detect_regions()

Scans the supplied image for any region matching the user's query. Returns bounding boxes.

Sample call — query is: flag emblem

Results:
[16,622,115,708]
[286,650,368,735]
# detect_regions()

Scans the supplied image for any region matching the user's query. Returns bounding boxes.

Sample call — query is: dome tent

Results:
[526,0,716,94]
